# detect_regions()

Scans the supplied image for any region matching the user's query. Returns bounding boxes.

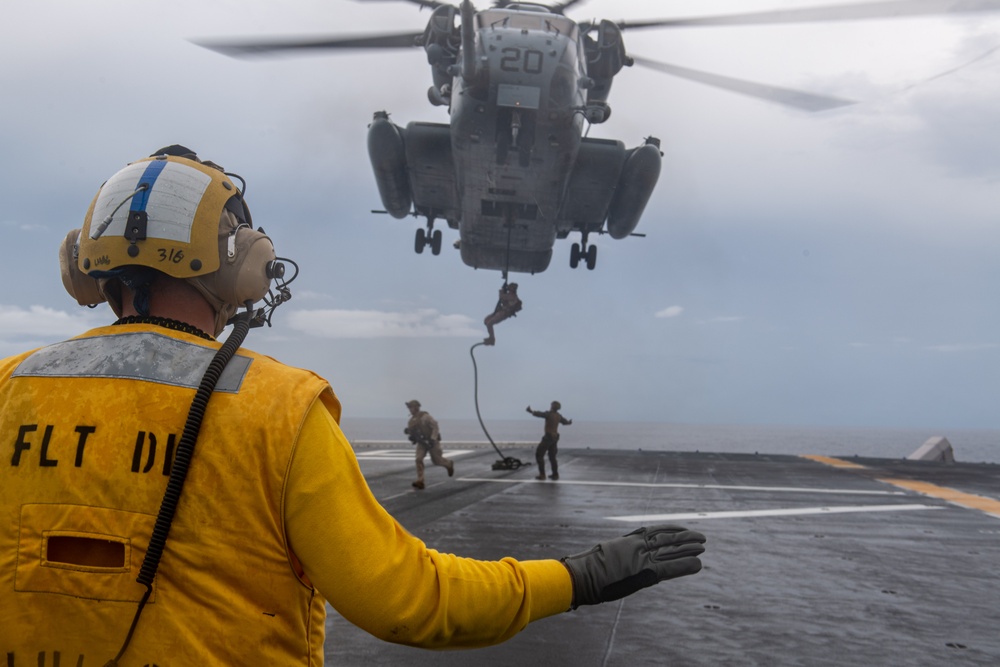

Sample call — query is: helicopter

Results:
[198,0,1000,278]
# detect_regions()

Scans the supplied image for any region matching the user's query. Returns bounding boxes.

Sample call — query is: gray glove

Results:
[561,525,706,608]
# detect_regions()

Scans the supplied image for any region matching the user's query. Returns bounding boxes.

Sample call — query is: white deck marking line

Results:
[356,449,475,460]
[380,479,448,502]
[607,504,946,522]
[456,477,905,495]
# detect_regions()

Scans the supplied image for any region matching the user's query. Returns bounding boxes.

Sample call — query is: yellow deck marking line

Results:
[802,455,1000,520]
[801,455,868,469]
[878,478,1000,519]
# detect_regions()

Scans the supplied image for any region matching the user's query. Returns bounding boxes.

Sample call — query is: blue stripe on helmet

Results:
[131,159,168,212]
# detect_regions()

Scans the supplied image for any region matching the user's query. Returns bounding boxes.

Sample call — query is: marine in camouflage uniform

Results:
[483,282,522,346]
[405,400,454,489]
[527,401,572,481]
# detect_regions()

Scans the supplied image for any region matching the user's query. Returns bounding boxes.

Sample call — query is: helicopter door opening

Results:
[496,85,540,167]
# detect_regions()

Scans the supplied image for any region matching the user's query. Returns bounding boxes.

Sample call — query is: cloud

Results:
[0,304,103,342]
[924,343,1000,353]
[655,306,683,319]
[1,220,48,233]
[290,290,336,302]
[286,308,481,338]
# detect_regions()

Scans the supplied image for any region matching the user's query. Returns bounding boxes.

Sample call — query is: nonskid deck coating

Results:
[325,446,1000,666]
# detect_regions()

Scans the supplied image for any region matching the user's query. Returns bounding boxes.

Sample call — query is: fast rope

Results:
[470,342,523,470]
[501,205,515,282]
[475,208,521,470]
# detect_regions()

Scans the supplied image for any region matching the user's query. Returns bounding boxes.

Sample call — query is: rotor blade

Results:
[193,31,425,57]
[631,56,857,112]
[354,0,447,8]
[493,0,584,11]
[897,41,1000,91]
[618,0,1000,30]
[550,0,589,13]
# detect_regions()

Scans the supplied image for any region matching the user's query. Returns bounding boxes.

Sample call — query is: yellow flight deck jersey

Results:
[0,324,571,665]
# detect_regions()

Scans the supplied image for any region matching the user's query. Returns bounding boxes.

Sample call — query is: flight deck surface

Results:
[325,445,1000,666]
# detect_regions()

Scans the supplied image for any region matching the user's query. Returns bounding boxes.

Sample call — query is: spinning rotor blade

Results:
[522,0,587,12]
[194,31,425,57]
[555,0,590,13]
[631,56,857,112]
[355,0,448,8]
[619,0,1000,30]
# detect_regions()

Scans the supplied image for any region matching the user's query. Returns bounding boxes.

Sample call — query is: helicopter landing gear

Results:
[415,226,443,255]
[570,234,597,270]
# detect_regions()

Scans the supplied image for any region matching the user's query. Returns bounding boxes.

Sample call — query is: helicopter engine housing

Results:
[606,139,661,239]
[367,112,412,219]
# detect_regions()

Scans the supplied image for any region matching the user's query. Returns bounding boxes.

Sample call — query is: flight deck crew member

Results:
[0,146,706,665]
[404,399,454,489]
[528,401,572,480]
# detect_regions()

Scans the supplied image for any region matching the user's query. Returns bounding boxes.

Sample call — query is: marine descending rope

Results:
[469,208,524,470]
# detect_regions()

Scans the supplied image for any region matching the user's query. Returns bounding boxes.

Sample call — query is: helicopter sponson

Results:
[368,111,412,219]
[606,137,662,240]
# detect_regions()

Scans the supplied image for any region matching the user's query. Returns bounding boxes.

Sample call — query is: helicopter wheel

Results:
[570,242,581,269]
[414,228,426,254]
[431,229,442,255]
[586,244,597,270]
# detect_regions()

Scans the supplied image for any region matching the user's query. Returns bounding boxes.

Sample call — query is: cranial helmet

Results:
[60,146,282,335]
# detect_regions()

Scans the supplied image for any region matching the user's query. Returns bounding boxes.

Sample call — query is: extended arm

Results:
[286,398,705,648]
[286,399,571,647]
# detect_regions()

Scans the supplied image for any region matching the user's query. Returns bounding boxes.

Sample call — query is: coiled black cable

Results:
[470,342,523,470]
[105,312,253,666]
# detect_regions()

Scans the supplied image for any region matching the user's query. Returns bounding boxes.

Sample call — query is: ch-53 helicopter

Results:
[198,0,1000,278]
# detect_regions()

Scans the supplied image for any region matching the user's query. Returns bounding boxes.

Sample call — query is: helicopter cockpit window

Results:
[479,10,538,31]
[478,11,579,41]
[544,17,577,41]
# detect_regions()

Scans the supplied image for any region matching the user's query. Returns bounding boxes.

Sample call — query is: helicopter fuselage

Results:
[451,9,586,273]
[368,3,661,274]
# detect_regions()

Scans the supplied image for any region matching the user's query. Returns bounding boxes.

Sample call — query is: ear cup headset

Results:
[56,147,297,664]
[59,228,105,307]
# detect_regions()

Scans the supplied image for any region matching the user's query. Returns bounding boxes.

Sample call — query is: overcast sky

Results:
[2,0,999,431]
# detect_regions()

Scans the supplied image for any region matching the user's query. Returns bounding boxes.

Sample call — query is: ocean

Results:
[339,417,1000,465]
